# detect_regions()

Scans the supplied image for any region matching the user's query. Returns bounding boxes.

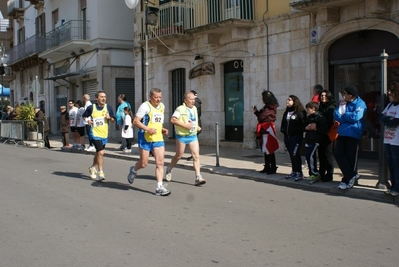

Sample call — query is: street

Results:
[0,144,398,267]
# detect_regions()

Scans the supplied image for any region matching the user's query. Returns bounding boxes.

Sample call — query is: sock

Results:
[157,182,163,188]
[167,167,172,173]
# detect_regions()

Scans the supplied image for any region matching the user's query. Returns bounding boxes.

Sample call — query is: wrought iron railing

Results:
[135,0,256,41]
[6,20,90,65]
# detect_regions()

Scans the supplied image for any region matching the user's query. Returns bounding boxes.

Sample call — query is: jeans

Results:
[384,144,399,192]
[284,134,303,173]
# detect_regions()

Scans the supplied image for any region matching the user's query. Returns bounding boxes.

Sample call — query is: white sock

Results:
[157,182,163,188]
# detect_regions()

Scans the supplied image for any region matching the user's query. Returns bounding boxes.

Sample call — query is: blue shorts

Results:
[138,134,164,151]
[176,134,198,145]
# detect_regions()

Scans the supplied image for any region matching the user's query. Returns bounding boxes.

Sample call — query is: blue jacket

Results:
[116,101,131,125]
[334,96,367,140]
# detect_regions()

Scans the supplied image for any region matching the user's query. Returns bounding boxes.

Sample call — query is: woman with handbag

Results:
[318,89,337,182]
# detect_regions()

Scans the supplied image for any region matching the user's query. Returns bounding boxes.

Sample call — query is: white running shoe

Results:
[195,175,206,186]
[88,167,97,179]
[87,146,96,152]
[98,171,105,181]
[338,182,348,190]
[155,185,171,196]
[165,168,172,182]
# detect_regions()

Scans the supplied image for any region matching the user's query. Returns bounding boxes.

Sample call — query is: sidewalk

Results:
[24,135,398,204]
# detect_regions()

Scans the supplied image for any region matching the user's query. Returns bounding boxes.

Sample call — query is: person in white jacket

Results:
[122,107,134,153]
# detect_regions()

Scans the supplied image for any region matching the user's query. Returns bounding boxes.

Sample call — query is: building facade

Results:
[6,0,135,137]
[133,0,399,158]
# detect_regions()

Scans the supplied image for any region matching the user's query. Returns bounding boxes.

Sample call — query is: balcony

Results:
[7,0,25,19]
[135,0,256,42]
[7,20,90,68]
[289,0,364,11]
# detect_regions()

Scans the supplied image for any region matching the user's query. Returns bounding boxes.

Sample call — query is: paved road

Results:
[1,145,398,267]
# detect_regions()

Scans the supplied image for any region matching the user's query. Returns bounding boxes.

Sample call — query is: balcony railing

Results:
[135,0,255,41]
[6,20,90,65]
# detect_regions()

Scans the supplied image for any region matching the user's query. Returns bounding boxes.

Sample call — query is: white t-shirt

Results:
[122,114,134,138]
[383,103,399,146]
[84,100,92,125]
[69,106,78,127]
[136,102,164,118]
[76,107,86,127]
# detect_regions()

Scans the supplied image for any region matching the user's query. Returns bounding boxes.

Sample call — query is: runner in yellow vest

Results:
[165,91,206,186]
[126,88,170,196]
[83,91,116,181]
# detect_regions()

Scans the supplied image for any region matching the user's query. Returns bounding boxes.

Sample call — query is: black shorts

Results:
[92,139,106,152]
[70,126,77,132]
[76,127,85,137]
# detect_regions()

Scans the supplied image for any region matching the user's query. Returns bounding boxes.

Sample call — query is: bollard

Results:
[215,122,220,167]
[377,50,389,189]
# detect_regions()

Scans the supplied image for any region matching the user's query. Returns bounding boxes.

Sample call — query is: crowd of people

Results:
[253,84,374,192]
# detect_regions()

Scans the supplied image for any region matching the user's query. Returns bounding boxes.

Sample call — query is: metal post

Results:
[377,49,389,189]
[215,122,220,167]
[144,1,149,99]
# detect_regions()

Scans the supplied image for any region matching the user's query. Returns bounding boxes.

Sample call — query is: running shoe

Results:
[285,172,295,179]
[347,175,357,188]
[127,166,136,184]
[165,168,172,182]
[88,167,97,179]
[294,172,303,181]
[86,146,96,152]
[195,175,206,186]
[155,185,171,196]
[98,171,105,181]
[391,191,399,197]
[338,182,348,190]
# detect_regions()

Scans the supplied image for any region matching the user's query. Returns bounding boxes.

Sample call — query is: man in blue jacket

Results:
[334,85,367,190]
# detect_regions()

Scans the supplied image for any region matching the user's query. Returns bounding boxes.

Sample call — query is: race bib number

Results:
[152,112,164,123]
[93,117,105,127]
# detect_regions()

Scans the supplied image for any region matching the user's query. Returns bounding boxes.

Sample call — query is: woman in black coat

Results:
[280,95,307,181]
[318,89,337,182]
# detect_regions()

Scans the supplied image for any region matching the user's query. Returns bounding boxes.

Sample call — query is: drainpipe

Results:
[262,0,269,91]
[141,46,145,102]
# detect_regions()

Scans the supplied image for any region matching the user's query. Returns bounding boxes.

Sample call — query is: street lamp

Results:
[125,0,159,99]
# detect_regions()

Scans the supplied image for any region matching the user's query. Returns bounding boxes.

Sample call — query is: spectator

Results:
[280,95,307,181]
[82,94,95,152]
[304,101,328,183]
[122,106,134,153]
[253,90,279,174]
[380,81,399,196]
[318,89,337,182]
[5,106,14,120]
[334,85,367,190]
[68,100,79,148]
[59,106,70,147]
[75,100,86,150]
[34,107,51,149]
[312,84,323,104]
[116,94,131,150]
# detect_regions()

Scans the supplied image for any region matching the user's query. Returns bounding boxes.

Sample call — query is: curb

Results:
[59,146,399,205]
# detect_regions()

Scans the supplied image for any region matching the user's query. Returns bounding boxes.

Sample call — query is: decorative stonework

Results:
[316,7,340,25]
[366,0,390,14]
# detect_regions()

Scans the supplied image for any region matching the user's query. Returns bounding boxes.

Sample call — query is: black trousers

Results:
[318,135,334,181]
[284,134,303,173]
[334,136,359,184]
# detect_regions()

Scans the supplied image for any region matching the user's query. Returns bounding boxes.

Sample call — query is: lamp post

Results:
[125,0,158,100]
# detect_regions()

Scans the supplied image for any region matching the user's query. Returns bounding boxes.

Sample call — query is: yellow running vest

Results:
[145,102,164,142]
[92,104,108,138]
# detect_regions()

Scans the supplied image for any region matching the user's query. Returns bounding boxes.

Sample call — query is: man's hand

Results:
[147,128,157,135]
[162,128,168,135]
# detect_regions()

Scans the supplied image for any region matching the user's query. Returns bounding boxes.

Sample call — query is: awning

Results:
[43,71,81,81]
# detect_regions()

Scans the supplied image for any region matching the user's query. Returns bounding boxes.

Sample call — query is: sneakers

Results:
[294,172,303,181]
[86,146,96,152]
[195,175,206,186]
[384,189,392,195]
[155,185,171,196]
[165,168,172,182]
[285,172,295,179]
[307,174,320,181]
[98,171,105,181]
[127,166,136,184]
[391,191,399,197]
[123,148,131,153]
[88,167,97,179]
[347,175,357,188]
[338,182,348,190]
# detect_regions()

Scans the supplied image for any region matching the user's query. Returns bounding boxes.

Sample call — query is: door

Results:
[224,60,243,141]
[171,68,186,138]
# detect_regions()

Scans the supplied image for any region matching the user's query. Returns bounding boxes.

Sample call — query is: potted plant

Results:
[16,103,39,140]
